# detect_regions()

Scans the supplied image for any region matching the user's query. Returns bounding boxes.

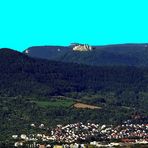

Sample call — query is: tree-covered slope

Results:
[0,48,148,141]
[24,43,148,67]
[0,48,147,97]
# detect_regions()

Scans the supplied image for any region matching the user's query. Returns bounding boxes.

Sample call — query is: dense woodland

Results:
[0,48,148,141]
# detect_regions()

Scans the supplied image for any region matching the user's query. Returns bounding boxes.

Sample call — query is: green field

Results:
[35,99,74,108]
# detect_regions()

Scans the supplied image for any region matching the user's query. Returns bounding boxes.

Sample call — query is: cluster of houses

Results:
[103,123,148,140]
[50,123,100,143]
[12,122,148,147]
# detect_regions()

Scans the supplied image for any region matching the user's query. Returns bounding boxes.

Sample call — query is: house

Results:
[39,144,46,148]
[53,145,63,148]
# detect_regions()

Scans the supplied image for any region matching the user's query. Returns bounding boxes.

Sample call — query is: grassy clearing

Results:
[35,99,74,108]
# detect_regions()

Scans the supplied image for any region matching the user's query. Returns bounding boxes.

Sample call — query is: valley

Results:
[0,48,148,147]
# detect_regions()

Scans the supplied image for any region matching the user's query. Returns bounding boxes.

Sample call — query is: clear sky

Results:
[0,0,148,51]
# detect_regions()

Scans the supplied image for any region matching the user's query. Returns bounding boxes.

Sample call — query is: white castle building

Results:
[71,43,93,52]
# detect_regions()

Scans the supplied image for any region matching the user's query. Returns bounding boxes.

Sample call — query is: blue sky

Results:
[0,0,148,51]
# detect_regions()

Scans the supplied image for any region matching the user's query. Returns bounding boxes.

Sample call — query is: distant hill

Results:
[24,43,148,67]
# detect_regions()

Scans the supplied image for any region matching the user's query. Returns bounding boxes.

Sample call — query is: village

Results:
[11,121,148,148]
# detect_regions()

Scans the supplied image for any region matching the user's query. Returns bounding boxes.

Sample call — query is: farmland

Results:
[73,102,101,109]
[35,99,74,108]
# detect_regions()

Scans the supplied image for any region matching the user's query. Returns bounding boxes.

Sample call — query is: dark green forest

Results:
[0,48,148,141]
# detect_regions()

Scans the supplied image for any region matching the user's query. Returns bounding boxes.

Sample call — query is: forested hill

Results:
[0,48,147,97]
[24,43,148,67]
[0,48,148,141]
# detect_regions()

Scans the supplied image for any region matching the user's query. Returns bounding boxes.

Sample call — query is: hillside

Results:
[0,48,148,141]
[1,48,147,97]
[24,43,148,67]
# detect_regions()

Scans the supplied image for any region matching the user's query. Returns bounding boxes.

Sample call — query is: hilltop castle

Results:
[71,43,93,51]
